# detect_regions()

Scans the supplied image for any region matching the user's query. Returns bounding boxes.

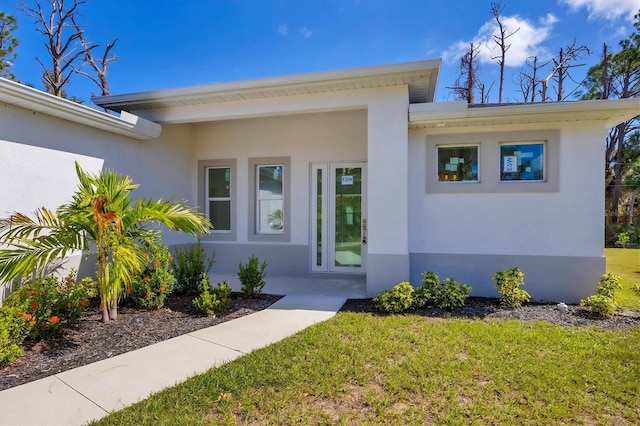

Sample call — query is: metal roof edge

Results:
[93,59,442,110]
[0,78,161,140]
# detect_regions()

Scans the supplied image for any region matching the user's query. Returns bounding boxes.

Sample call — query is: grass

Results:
[606,248,640,309]
[93,317,640,425]
[89,250,640,425]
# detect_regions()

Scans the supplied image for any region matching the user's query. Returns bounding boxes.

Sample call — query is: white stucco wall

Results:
[408,122,607,258]
[191,109,368,245]
[0,103,195,245]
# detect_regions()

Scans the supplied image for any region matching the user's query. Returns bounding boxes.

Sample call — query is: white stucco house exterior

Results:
[1,59,638,302]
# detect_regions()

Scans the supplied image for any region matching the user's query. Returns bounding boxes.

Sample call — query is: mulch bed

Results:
[1,295,639,392]
[0,293,282,391]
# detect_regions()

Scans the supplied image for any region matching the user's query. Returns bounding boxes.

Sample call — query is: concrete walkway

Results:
[0,295,346,426]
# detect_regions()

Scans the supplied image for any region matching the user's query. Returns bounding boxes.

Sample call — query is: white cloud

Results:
[442,13,558,67]
[278,25,288,36]
[300,26,312,39]
[560,0,638,21]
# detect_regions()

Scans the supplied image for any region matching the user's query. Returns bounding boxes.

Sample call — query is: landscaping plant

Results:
[581,273,623,318]
[0,162,211,323]
[414,271,471,309]
[171,241,216,295]
[130,244,175,310]
[373,282,415,314]
[0,270,95,346]
[238,255,267,298]
[492,267,531,308]
[193,275,232,316]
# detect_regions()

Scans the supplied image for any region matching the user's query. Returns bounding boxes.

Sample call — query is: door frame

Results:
[310,161,367,273]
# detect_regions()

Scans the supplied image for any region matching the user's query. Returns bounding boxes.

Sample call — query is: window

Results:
[256,165,284,234]
[198,159,236,241]
[206,167,231,231]
[500,142,544,181]
[437,145,479,182]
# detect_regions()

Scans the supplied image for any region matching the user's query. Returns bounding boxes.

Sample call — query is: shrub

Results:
[632,284,640,297]
[414,272,471,309]
[0,305,31,365]
[373,282,415,314]
[130,244,175,310]
[492,267,531,308]
[238,255,267,298]
[193,276,232,316]
[580,273,622,318]
[172,242,216,295]
[616,232,631,248]
[2,271,95,340]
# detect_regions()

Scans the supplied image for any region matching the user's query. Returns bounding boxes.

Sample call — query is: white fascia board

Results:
[93,59,442,111]
[409,99,640,129]
[0,78,161,140]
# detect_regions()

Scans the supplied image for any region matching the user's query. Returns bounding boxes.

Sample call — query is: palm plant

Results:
[0,162,211,323]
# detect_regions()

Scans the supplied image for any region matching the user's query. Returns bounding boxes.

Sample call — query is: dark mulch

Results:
[0,293,282,391]
[2,295,639,392]
[341,297,640,329]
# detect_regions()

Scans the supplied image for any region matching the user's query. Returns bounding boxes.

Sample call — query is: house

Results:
[1,60,638,302]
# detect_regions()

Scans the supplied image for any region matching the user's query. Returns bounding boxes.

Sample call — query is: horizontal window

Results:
[437,145,479,182]
[500,143,544,181]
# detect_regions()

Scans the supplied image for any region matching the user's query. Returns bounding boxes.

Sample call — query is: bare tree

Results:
[517,56,543,102]
[489,0,519,103]
[447,42,481,103]
[19,0,93,97]
[540,40,590,102]
[72,15,117,98]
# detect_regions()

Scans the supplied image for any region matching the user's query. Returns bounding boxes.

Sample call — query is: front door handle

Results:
[362,218,367,245]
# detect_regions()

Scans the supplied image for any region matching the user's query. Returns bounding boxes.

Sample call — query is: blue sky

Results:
[6,0,640,105]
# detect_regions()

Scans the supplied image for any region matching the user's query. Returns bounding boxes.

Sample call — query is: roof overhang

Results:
[409,99,640,131]
[0,78,161,140]
[93,60,441,114]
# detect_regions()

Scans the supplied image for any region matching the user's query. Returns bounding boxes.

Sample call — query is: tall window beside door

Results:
[256,164,284,234]
[206,166,231,231]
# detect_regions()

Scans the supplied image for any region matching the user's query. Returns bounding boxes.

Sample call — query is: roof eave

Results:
[409,99,640,130]
[93,59,442,112]
[0,78,161,140]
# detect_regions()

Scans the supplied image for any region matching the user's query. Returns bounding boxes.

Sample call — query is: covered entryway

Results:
[311,162,367,273]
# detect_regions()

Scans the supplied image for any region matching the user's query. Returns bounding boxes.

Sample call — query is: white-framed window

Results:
[500,142,545,181]
[437,145,479,182]
[256,164,285,234]
[206,166,231,232]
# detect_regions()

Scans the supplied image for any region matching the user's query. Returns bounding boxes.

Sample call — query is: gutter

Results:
[0,78,161,140]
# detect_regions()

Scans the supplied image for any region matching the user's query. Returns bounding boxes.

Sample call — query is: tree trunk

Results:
[109,301,118,321]
[101,304,110,323]
[611,123,626,224]
[628,191,636,227]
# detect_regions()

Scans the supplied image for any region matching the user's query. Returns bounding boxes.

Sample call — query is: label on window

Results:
[503,156,518,173]
[341,176,354,185]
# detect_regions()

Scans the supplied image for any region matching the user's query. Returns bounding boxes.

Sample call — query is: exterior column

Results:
[366,86,410,296]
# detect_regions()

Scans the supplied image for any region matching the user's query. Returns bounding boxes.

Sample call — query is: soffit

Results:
[93,60,441,113]
[409,99,640,131]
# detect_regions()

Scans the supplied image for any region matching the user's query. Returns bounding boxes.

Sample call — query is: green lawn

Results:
[606,248,640,309]
[91,250,640,425]
[93,318,640,425]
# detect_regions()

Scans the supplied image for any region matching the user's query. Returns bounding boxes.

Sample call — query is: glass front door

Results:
[311,162,367,272]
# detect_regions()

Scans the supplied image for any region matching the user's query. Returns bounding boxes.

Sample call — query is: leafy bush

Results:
[373,282,415,314]
[616,232,631,248]
[172,242,216,295]
[580,273,622,318]
[414,272,471,309]
[130,244,175,310]
[633,284,640,297]
[492,267,531,308]
[2,271,95,340]
[0,305,31,365]
[238,255,267,298]
[193,276,232,316]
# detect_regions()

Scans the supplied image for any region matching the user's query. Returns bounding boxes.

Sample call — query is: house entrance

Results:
[311,162,367,273]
